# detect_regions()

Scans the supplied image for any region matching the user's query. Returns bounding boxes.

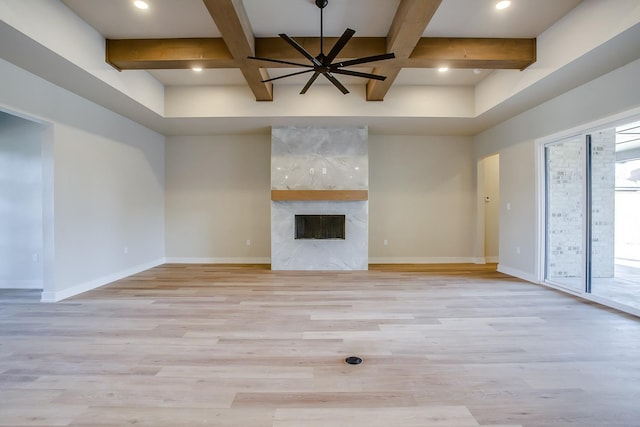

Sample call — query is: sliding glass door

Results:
[544,120,640,313]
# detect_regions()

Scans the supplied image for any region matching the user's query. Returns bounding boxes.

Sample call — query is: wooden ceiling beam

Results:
[106,38,235,70]
[202,0,272,101]
[106,37,535,70]
[367,0,443,101]
[409,38,536,69]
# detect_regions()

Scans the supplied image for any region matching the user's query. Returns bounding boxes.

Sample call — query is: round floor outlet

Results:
[345,356,363,365]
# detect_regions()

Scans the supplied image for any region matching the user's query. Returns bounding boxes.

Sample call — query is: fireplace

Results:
[295,214,345,240]
[271,126,368,270]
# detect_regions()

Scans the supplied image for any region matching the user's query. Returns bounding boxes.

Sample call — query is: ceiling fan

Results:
[248,0,395,94]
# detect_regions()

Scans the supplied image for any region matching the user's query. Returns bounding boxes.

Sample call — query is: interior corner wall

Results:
[0,112,43,288]
[0,58,166,301]
[368,135,476,262]
[164,135,271,262]
[474,57,640,282]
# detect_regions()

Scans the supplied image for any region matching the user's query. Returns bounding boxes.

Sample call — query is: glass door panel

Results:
[545,138,584,292]
[589,123,640,310]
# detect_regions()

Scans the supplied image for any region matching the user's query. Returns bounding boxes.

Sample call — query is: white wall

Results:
[0,112,43,288]
[474,57,640,282]
[369,135,476,262]
[165,133,478,264]
[0,58,166,301]
[164,135,271,262]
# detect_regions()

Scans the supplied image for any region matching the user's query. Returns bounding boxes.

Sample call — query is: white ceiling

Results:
[60,0,583,87]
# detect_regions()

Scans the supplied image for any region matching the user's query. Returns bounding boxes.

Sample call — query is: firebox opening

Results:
[295,214,346,240]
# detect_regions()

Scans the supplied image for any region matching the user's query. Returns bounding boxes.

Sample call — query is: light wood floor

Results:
[1,264,639,427]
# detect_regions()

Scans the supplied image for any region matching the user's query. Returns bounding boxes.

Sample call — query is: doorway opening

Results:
[477,154,500,264]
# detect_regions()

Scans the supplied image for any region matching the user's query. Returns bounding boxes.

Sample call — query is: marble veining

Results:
[271,126,368,271]
[272,126,368,190]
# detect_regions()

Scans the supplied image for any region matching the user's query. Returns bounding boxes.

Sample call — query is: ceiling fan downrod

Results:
[316,0,328,55]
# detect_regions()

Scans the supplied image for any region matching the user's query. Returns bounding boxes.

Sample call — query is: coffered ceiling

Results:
[60,0,581,100]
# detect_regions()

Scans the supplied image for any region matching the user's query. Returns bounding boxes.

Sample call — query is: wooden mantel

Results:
[271,190,369,201]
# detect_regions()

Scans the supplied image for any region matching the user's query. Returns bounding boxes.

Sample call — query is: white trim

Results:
[535,138,547,283]
[369,257,477,264]
[0,280,43,289]
[497,264,537,283]
[165,257,271,264]
[536,107,640,145]
[472,257,487,264]
[485,256,499,263]
[40,258,165,302]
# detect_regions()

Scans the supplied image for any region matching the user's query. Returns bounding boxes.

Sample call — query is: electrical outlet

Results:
[383,239,388,246]
[246,239,251,246]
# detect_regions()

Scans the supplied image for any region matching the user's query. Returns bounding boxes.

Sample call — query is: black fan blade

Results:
[248,56,313,68]
[324,28,356,65]
[322,72,349,94]
[333,52,395,68]
[261,69,313,83]
[300,72,321,94]
[279,34,322,66]
[329,68,386,81]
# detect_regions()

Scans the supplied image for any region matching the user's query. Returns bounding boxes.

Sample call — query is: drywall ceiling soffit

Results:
[9,0,640,137]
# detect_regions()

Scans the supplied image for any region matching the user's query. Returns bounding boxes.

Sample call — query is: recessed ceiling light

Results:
[496,1,511,10]
[438,67,449,73]
[134,1,149,10]
[192,67,203,72]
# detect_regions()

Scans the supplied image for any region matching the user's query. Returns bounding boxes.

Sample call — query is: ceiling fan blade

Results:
[279,34,322,66]
[333,52,395,68]
[322,72,349,94]
[261,69,314,83]
[300,72,321,94]
[324,28,356,65]
[248,56,313,68]
[330,68,386,81]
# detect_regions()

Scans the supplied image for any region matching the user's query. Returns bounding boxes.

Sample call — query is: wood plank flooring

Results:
[1,264,639,426]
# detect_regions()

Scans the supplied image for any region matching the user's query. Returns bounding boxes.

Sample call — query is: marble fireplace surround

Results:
[270,126,368,271]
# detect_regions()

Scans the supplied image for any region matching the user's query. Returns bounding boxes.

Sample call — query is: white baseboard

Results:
[369,257,476,264]
[497,264,537,283]
[40,258,165,303]
[472,257,486,264]
[486,256,499,263]
[0,279,43,289]
[164,257,271,264]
